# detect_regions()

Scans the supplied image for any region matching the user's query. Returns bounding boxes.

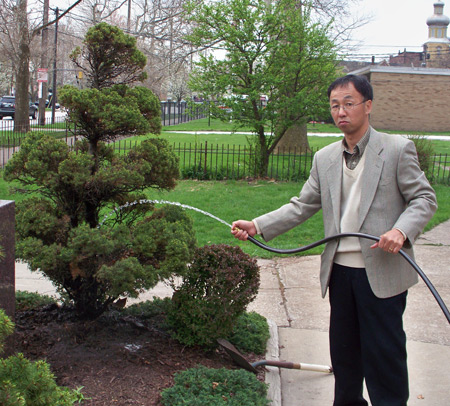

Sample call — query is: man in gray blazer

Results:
[232,74,437,406]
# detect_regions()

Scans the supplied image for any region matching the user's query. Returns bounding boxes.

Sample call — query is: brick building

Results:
[349,65,450,133]
[388,50,424,67]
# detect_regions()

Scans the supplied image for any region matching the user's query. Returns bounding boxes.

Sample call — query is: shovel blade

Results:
[217,338,258,373]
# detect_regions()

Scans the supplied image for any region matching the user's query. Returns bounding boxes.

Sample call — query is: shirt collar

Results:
[342,126,371,156]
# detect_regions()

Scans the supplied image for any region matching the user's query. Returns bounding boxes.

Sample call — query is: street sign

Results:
[37,68,48,83]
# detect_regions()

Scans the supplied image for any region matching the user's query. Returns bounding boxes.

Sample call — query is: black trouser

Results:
[329,263,409,406]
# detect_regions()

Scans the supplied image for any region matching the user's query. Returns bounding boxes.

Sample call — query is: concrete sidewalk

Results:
[15,221,450,405]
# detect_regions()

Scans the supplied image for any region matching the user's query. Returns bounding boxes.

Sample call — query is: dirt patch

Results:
[12,304,265,405]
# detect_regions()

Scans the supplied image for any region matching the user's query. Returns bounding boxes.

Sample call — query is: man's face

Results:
[329,83,372,136]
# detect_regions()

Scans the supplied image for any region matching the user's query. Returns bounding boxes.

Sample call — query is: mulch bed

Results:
[11,304,265,405]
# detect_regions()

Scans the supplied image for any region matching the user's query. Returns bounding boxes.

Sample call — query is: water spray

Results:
[100,199,233,228]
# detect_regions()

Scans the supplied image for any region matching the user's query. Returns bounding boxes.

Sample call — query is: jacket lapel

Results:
[358,131,384,230]
[326,146,343,233]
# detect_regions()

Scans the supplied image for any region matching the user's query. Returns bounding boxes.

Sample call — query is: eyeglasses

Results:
[330,100,367,113]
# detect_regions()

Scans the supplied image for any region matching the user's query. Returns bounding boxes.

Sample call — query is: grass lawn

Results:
[150,180,324,258]
[163,118,450,136]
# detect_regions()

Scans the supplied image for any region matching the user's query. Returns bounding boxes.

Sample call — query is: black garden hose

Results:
[246,232,450,324]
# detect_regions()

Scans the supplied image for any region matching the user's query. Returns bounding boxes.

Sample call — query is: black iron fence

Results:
[173,143,450,184]
[173,142,316,181]
[0,102,207,167]
[161,101,207,126]
[102,138,450,184]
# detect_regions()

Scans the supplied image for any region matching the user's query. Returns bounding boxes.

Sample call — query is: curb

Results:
[265,319,281,406]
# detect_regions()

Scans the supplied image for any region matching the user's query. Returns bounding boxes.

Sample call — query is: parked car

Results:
[0,96,38,119]
[34,99,60,109]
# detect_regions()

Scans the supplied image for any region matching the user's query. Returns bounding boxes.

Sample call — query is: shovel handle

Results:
[253,360,333,373]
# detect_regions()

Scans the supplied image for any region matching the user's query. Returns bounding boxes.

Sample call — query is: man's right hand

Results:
[231,220,257,241]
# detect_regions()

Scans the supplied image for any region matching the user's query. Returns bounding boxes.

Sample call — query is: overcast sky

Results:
[51,0,445,63]
[349,0,442,60]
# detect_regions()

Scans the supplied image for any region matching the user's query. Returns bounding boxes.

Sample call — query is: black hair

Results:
[327,74,373,101]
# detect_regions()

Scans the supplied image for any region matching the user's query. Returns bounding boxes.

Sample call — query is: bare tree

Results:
[128,0,194,99]
[47,0,194,100]
[67,0,128,29]
[1,0,33,132]
[0,0,82,132]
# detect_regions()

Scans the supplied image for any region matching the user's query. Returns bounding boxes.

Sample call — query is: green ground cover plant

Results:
[16,291,57,311]
[160,365,269,406]
[227,311,270,355]
[0,310,84,405]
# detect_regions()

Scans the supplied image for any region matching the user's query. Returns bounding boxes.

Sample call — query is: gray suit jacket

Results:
[255,128,437,298]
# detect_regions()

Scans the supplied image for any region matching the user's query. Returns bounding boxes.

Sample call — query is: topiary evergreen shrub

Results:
[0,309,14,355]
[160,365,269,406]
[167,244,260,348]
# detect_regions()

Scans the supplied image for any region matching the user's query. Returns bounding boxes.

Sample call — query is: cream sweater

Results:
[334,153,367,268]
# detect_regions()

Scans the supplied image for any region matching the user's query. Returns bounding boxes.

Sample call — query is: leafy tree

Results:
[4,24,196,319]
[186,0,338,177]
[70,22,148,89]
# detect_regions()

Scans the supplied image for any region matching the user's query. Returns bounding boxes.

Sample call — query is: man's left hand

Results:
[370,229,405,254]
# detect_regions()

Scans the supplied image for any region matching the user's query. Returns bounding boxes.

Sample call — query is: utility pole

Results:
[127,0,131,32]
[51,7,59,124]
[38,0,49,125]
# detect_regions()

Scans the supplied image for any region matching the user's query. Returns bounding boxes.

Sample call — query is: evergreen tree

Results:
[4,24,196,318]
